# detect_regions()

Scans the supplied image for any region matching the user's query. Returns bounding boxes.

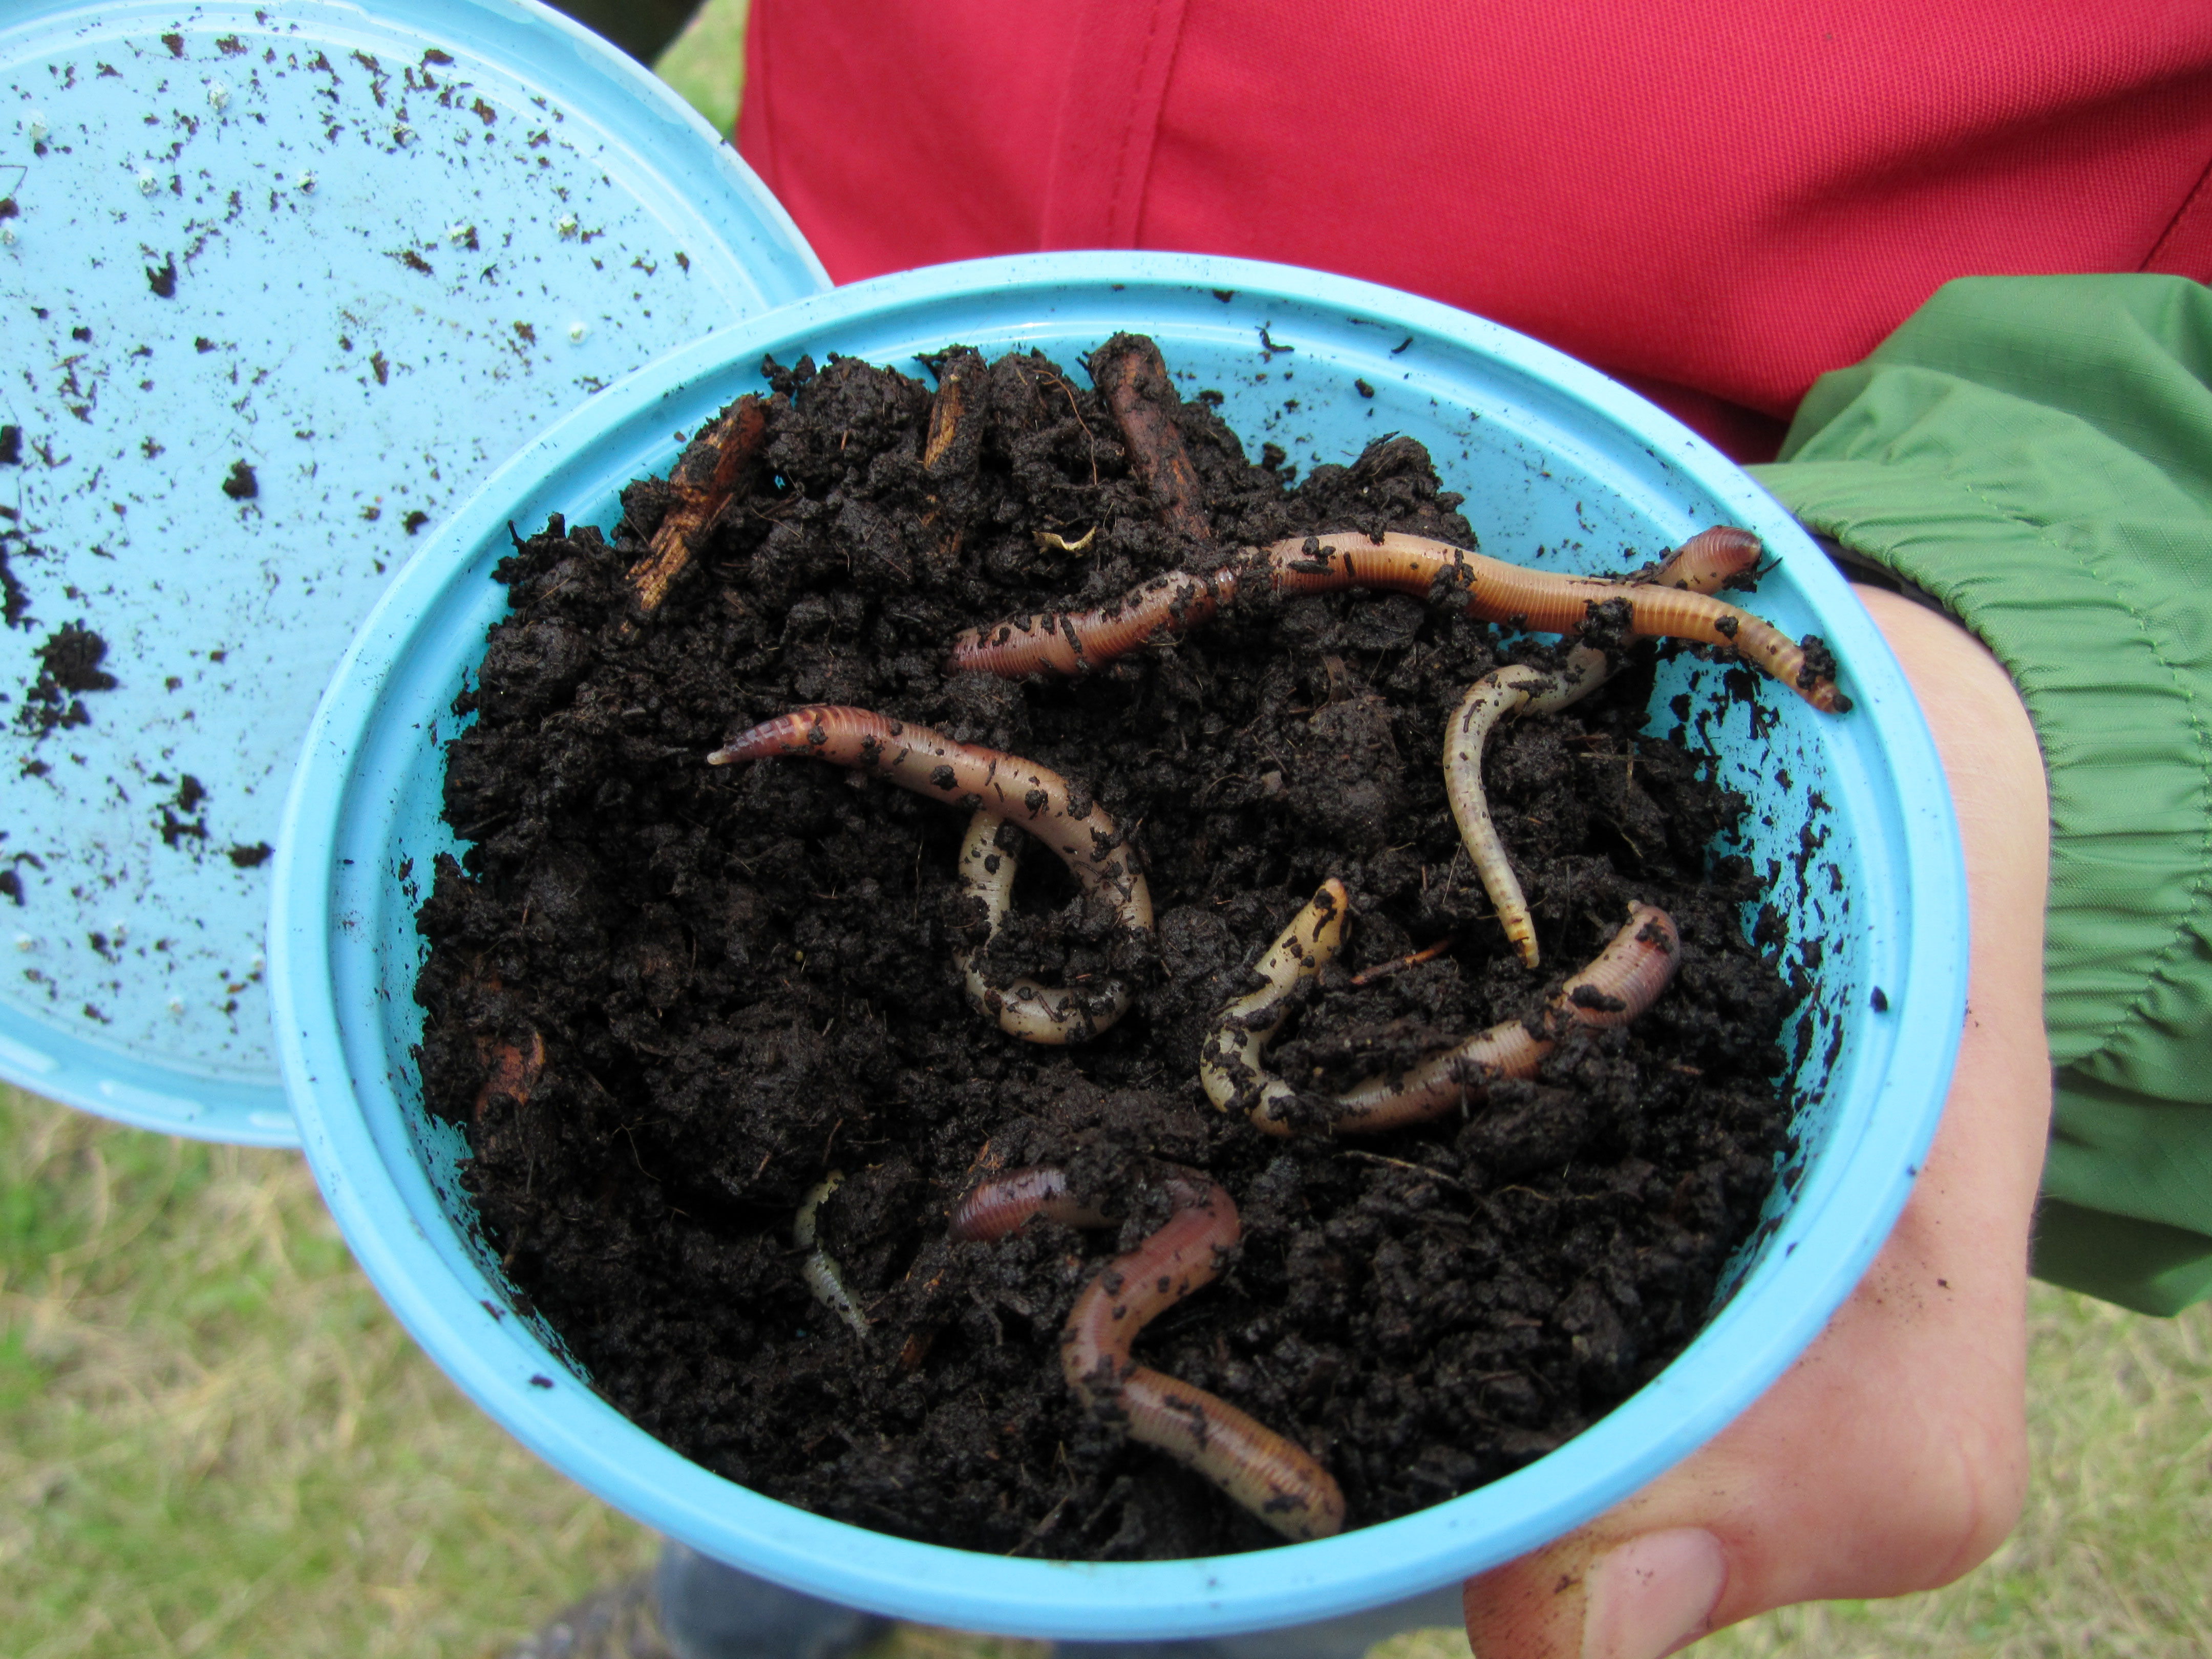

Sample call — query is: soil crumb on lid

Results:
[414,340,1802,1560]
[16,623,117,736]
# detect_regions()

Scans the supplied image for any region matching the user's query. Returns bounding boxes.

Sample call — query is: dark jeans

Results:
[653,1543,1469,1659]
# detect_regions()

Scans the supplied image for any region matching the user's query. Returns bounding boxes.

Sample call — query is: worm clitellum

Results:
[709,706,1155,1043]
[951,1164,1348,1542]
[947,526,1844,711]
[1210,898,1681,1136]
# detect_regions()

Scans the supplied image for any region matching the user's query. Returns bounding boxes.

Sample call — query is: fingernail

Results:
[1581,1528,1727,1659]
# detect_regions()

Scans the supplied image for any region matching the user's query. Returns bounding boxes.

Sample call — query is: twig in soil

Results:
[1348,938,1454,987]
[708,705,1155,1043]
[1215,902,1682,1136]
[623,395,768,612]
[1335,1147,1477,1197]
[946,524,1843,711]
[1004,1491,1075,1557]
[951,1164,1346,1541]
[1199,880,1350,1120]
[1089,333,1213,545]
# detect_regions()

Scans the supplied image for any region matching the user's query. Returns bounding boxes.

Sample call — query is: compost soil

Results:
[415,341,1799,1560]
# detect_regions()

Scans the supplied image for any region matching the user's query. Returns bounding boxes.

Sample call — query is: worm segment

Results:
[1199,880,1350,1117]
[953,1165,1347,1541]
[710,706,1154,1041]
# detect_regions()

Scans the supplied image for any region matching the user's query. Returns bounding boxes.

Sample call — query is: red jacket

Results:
[738,0,2212,458]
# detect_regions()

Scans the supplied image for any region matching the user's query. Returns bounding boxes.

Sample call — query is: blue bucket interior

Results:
[272,253,1964,1639]
[0,0,825,1145]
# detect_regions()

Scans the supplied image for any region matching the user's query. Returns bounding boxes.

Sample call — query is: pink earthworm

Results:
[947,1164,1110,1242]
[708,706,1154,1042]
[951,1165,1348,1541]
[948,527,1844,711]
[1221,901,1679,1136]
[1647,524,1763,593]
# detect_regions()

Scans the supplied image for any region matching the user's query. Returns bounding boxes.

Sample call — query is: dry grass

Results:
[0,1087,654,1659]
[5,1084,2208,1657]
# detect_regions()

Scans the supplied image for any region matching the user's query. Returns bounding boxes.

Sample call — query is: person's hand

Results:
[1461,586,2054,1659]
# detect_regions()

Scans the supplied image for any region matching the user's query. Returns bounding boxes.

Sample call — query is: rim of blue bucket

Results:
[271,252,1966,1639]
[0,0,826,1147]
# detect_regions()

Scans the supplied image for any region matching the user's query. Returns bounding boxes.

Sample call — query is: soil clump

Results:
[415,340,1798,1559]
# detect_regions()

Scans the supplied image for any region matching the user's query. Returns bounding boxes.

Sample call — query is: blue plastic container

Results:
[270,253,1965,1640]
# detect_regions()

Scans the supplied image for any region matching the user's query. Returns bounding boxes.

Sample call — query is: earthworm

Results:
[708,706,1155,1041]
[1092,334,1215,545]
[923,349,983,475]
[1647,524,1763,593]
[947,1163,1111,1242]
[623,395,768,613]
[953,1165,1347,1541]
[1444,666,1553,969]
[794,1173,869,1336]
[1216,901,1679,1136]
[1445,527,1764,968]
[948,528,1845,711]
[1307,903,1683,1135]
[956,811,1136,1042]
[1199,880,1350,1119]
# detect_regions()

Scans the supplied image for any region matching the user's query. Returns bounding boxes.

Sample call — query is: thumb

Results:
[1458,1197,2032,1657]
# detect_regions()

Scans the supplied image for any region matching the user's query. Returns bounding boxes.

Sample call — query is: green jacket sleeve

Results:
[1745,274,2212,1316]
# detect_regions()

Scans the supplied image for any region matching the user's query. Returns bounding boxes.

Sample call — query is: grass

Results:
[4,1083,2208,1657]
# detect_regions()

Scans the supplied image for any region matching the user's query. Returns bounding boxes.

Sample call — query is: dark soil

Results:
[414,342,1798,1560]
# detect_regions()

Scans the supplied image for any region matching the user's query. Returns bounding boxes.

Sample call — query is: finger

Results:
[1463,590,2052,1658]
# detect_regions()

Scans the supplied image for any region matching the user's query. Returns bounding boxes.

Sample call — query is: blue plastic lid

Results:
[0,0,826,1144]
